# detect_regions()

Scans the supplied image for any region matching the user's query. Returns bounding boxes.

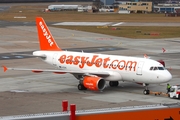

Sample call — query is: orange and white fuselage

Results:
[33,50,171,84]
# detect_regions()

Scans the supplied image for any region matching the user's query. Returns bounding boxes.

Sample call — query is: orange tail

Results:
[36,17,61,51]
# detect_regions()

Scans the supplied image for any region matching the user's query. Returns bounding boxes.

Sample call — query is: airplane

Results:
[2,17,172,95]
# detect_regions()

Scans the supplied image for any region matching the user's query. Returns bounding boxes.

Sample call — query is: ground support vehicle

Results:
[149,85,180,99]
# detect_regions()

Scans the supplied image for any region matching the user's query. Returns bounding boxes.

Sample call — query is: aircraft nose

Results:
[163,71,172,82]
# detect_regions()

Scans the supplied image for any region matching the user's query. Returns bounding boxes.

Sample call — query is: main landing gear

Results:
[78,80,87,90]
[78,84,87,90]
[143,83,150,95]
[109,81,119,87]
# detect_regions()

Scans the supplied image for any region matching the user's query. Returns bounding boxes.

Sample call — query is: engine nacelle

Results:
[83,76,106,91]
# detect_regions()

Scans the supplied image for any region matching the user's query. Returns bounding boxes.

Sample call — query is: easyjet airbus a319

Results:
[2,17,172,95]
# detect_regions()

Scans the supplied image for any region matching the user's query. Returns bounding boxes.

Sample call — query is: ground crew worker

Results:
[167,83,171,93]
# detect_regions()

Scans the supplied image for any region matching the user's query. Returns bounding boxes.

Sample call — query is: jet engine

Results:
[83,76,106,91]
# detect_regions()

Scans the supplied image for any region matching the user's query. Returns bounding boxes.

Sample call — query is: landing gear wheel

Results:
[78,84,87,90]
[109,81,119,87]
[143,83,150,95]
[109,81,114,87]
[143,90,150,95]
[114,81,119,86]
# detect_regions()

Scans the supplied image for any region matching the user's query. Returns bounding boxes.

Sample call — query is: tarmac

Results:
[0,23,180,116]
[53,22,180,26]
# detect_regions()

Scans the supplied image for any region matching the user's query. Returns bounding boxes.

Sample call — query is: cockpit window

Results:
[153,67,158,70]
[150,67,153,70]
[158,67,164,70]
[150,66,165,71]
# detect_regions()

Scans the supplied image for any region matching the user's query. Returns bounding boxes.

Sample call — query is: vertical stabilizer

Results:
[36,17,61,51]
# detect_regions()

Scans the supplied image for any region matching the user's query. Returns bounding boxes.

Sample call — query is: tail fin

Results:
[36,17,61,51]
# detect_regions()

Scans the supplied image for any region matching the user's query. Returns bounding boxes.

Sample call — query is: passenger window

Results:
[150,67,153,70]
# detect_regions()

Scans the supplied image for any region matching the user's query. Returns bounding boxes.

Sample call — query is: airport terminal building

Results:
[0,0,92,3]
[1,0,180,3]
[1,0,180,14]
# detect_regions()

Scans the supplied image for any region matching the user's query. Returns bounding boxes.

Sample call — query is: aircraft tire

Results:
[114,81,119,86]
[143,90,150,95]
[109,81,113,87]
[109,81,119,87]
[78,84,87,90]
[78,84,83,90]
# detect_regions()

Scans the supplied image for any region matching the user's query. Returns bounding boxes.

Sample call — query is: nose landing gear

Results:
[143,83,150,95]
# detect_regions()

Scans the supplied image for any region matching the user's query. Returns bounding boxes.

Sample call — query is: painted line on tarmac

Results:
[53,22,112,26]
[112,22,124,26]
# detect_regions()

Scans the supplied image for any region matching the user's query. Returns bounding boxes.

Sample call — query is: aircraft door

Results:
[136,61,144,75]
[52,53,58,66]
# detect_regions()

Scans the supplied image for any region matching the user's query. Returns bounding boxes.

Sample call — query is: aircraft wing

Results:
[2,66,110,76]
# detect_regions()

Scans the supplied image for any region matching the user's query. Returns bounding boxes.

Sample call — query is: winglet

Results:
[144,54,148,58]
[2,66,8,72]
[36,17,62,51]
